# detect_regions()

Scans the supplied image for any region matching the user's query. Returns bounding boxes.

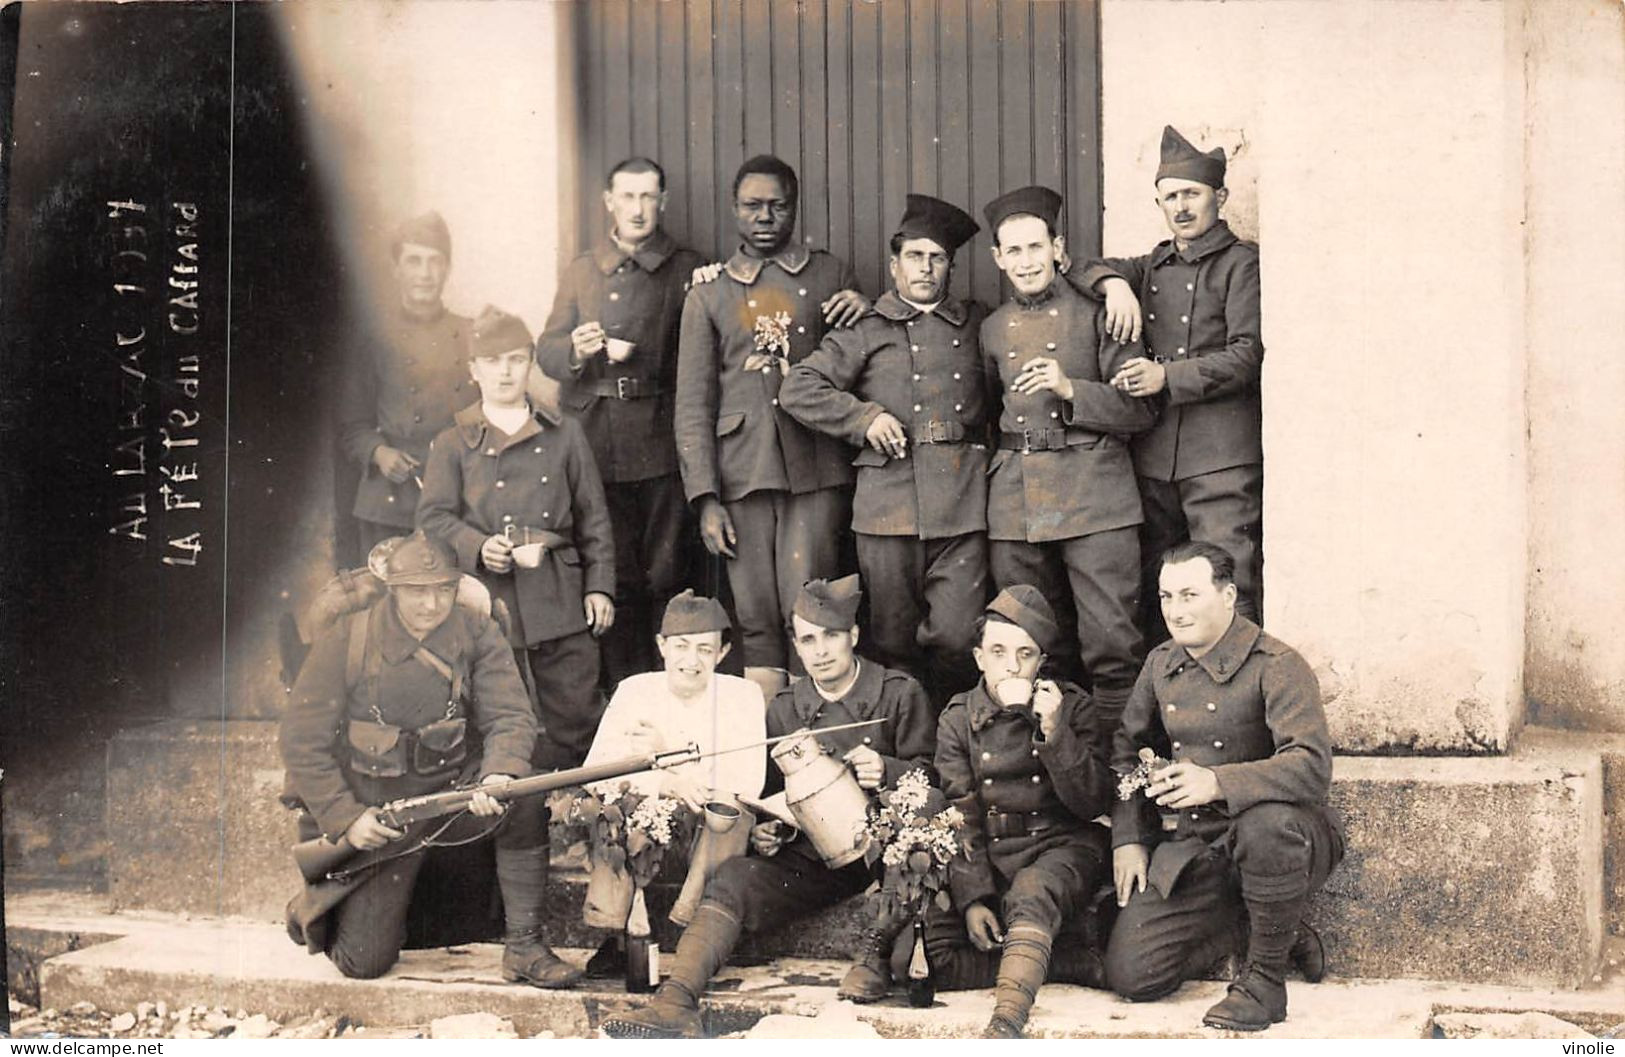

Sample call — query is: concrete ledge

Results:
[31,916,1624,1040]
[1315,739,1604,987]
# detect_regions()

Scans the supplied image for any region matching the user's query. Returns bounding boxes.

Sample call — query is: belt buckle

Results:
[1020,428,1037,454]
[615,377,633,400]
[927,421,950,444]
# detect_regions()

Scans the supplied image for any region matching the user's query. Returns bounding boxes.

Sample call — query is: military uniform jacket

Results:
[936,681,1113,909]
[980,278,1156,542]
[764,661,938,865]
[535,230,705,483]
[339,307,475,528]
[780,291,991,538]
[417,403,615,647]
[1075,221,1263,481]
[1110,615,1333,896]
[674,245,860,504]
[280,597,537,840]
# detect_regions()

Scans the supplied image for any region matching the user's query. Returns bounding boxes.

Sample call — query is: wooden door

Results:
[574,0,1101,308]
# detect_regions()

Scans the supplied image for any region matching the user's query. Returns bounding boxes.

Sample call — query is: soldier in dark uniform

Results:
[536,157,705,685]
[339,212,475,563]
[279,531,581,987]
[674,154,869,702]
[1106,541,1341,1031]
[601,575,937,1039]
[418,308,616,769]
[929,586,1114,1037]
[780,195,991,707]
[980,186,1158,737]
[1076,127,1265,642]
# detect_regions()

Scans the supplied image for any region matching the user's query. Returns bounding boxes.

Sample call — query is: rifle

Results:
[292,718,886,884]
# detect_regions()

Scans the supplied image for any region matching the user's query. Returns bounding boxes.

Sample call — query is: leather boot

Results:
[495,843,583,989]
[1290,923,1326,983]
[1203,883,1302,1031]
[601,901,741,1039]
[983,923,1053,1039]
[585,934,626,979]
[1201,969,1287,1032]
[838,903,911,1003]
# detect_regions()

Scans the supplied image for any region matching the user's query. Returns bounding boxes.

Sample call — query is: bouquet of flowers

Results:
[1116,746,1172,802]
[566,782,697,888]
[859,769,967,918]
[747,310,795,374]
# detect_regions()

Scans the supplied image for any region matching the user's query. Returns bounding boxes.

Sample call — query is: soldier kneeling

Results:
[927,586,1116,1038]
[280,531,582,988]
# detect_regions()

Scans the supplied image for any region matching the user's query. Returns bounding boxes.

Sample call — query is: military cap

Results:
[384,530,461,587]
[471,305,534,359]
[1154,125,1226,189]
[792,574,863,631]
[982,185,1063,240]
[985,584,1062,654]
[393,210,452,259]
[894,194,980,255]
[659,589,731,637]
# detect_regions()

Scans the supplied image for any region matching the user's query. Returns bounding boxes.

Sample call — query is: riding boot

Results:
[982,923,1052,1038]
[600,900,742,1039]
[495,843,583,989]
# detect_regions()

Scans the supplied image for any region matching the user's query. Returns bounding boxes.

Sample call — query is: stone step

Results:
[17,908,1622,1040]
[102,719,1613,986]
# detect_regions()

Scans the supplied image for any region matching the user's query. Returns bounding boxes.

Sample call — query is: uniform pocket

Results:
[346,719,408,778]
[716,411,746,437]
[413,718,468,775]
[851,446,889,468]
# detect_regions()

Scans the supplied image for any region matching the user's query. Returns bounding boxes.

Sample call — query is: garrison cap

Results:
[659,589,731,637]
[385,531,461,587]
[393,210,452,259]
[982,185,1063,240]
[792,574,863,631]
[1155,125,1226,189]
[894,194,980,255]
[471,305,534,359]
[985,584,1062,654]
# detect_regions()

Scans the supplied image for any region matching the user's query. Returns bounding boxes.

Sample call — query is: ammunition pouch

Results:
[347,717,469,779]
[413,717,468,776]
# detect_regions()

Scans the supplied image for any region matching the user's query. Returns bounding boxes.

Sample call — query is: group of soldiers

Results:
[280,125,1342,1038]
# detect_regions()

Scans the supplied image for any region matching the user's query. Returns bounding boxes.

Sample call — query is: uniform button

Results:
[1177,347,1186,355]
[1048,308,1058,317]
[983,778,993,786]
[1007,351,1017,359]
[1167,704,1176,713]
[502,514,513,522]
[798,288,808,297]
[771,399,779,407]
[953,372,961,380]
[1206,702,1217,712]
[1046,342,1056,351]
[1050,411,1059,419]
[981,752,991,761]
[609,292,620,301]
[906,319,915,326]
[533,446,543,454]
[1171,741,1182,750]
[1030,775,1041,783]
[952,339,961,347]
[485,448,496,456]
[1148,313,1156,321]
[913,404,922,412]
[913,373,922,381]
[413,414,422,423]
[797,326,806,334]
[911,344,920,352]
[862,736,872,745]
[1015,415,1026,424]
[542,511,551,518]
[1181,315,1189,323]
[1030,748,1039,758]
[495,480,505,488]
[955,403,963,412]
[748,299,758,308]
[763,365,774,374]
[1191,812,1200,821]
[1151,285,1159,293]
[1214,740,1224,749]
[386,494,396,503]
[1186,283,1194,291]
[540,475,548,484]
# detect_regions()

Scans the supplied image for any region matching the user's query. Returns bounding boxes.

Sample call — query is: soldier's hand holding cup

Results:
[570,321,607,362]
[480,533,516,573]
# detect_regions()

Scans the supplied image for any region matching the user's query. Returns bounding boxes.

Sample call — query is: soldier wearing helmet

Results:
[279,531,582,987]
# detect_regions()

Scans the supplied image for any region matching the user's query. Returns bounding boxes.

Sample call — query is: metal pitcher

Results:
[770,730,873,868]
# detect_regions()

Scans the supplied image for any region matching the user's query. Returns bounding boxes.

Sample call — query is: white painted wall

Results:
[1101,0,1531,750]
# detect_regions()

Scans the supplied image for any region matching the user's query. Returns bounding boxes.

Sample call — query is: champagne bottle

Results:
[624,887,659,994]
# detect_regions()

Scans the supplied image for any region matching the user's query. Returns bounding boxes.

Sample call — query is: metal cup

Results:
[605,337,636,362]
[995,677,1034,707]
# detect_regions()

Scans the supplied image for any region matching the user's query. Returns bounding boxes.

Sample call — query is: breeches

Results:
[855,531,989,705]
[1138,464,1264,641]
[722,487,850,671]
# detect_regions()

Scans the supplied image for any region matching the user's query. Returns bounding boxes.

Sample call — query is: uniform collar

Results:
[792,655,885,724]
[725,242,812,284]
[1013,274,1079,310]
[1159,613,1261,684]
[594,227,677,275]
[454,400,560,449]
[965,680,1040,733]
[1150,219,1239,268]
[873,289,968,327]
[375,595,464,666]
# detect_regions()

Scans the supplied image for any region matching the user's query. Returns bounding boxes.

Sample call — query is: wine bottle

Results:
[624,888,659,994]
[906,917,935,1008]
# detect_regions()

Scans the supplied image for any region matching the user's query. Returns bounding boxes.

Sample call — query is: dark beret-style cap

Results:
[659,589,731,637]
[470,305,533,359]
[894,194,980,255]
[985,584,1062,654]
[792,574,863,631]
[385,530,461,587]
[394,210,452,258]
[982,185,1063,239]
[1155,125,1226,189]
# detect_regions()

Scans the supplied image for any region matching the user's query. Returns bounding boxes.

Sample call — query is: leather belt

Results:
[1159,804,1227,832]
[998,427,1102,454]
[589,377,663,400]
[910,419,967,445]
[985,809,1061,839]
